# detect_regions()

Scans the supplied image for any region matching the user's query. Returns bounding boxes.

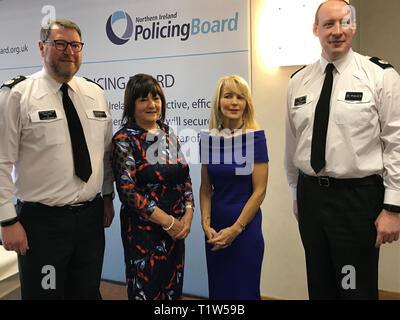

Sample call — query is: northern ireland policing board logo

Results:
[106,11,133,45]
[105,9,240,45]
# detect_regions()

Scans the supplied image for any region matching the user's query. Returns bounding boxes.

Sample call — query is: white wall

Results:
[352,0,400,292]
[251,0,308,299]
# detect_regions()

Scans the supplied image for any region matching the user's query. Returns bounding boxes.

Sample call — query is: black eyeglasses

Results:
[44,39,84,52]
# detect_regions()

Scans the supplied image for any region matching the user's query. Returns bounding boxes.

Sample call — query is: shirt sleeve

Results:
[0,88,20,222]
[376,68,400,206]
[101,93,114,196]
[183,175,194,205]
[253,131,269,163]
[111,131,156,219]
[284,80,299,200]
[170,127,194,206]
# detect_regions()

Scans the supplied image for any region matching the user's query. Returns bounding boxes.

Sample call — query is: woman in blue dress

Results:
[200,75,269,300]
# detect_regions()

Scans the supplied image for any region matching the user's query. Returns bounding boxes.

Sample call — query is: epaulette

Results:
[1,75,26,89]
[84,77,104,90]
[369,57,393,69]
[290,65,306,78]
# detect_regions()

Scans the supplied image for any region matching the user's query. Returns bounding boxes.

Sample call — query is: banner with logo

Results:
[0,0,249,297]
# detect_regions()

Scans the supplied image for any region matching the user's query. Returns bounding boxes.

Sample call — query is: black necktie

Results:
[61,83,92,182]
[310,63,335,174]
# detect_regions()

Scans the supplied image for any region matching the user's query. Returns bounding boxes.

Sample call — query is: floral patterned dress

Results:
[111,121,194,300]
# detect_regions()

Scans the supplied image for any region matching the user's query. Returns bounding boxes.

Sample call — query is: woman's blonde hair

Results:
[208,75,258,130]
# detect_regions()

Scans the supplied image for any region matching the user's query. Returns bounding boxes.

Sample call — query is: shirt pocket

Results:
[84,108,109,142]
[290,94,314,132]
[29,109,66,145]
[334,90,373,126]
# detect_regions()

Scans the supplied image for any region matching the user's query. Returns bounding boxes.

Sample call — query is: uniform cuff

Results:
[0,202,18,223]
[290,186,297,201]
[101,183,114,198]
[384,188,400,207]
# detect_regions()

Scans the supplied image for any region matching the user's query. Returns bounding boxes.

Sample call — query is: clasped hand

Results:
[204,225,242,251]
[167,214,192,241]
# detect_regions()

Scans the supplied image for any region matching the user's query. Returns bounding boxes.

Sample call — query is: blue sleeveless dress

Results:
[200,130,269,300]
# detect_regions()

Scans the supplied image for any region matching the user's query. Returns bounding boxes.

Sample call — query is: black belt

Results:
[300,171,382,188]
[18,193,101,211]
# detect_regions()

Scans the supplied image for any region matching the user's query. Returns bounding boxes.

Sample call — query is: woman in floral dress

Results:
[111,74,194,300]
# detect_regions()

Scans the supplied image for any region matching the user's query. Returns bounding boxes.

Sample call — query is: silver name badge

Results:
[39,110,57,120]
[294,96,307,106]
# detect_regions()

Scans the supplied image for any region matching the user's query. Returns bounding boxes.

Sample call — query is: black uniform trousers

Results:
[16,195,105,300]
[297,172,383,300]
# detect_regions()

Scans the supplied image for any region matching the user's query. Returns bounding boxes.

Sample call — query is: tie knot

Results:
[61,83,69,94]
[326,63,334,73]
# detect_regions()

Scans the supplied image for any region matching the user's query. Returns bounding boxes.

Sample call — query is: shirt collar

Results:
[41,67,77,94]
[319,49,354,75]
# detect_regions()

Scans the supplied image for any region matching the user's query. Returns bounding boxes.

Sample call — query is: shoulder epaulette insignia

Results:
[84,77,104,90]
[290,65,306,78]
[1,75,26,89]
[370,57,393,69]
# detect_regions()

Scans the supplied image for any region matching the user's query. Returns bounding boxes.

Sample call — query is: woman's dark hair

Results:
[122,73,166,126]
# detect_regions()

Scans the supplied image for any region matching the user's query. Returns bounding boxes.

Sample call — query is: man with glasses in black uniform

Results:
[0,18,115,299]
[284,0,400,299]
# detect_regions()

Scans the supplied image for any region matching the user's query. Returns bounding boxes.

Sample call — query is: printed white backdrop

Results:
[0,0,249,297]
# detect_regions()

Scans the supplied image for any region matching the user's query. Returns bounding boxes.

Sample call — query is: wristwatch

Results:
[383,204,400,213]
[1,216,19,227]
